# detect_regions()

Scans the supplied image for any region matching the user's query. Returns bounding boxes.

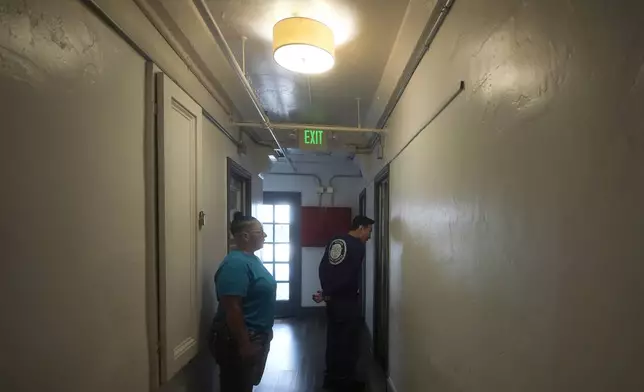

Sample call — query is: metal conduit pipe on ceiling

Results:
[192,0,297,172]
[329,174,363,206]
[265,172,323,186]
[371,0,456,150]
[233,122,383,134]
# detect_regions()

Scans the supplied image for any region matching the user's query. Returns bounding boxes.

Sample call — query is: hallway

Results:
[256,315,386,392]
[2,0,644,391]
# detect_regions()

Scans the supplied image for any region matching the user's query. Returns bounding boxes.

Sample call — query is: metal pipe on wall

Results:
[192,0,297,172]
[263,172,364,207]
[233,122,383,134]
[363,80,465,189]
[329,174,363,206]
[265,172,323,186]
[203,110,241,148]
[371,0,456,149]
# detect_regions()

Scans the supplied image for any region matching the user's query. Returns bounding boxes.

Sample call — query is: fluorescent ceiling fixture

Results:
[268,154,278,162]
[273,17,335,74]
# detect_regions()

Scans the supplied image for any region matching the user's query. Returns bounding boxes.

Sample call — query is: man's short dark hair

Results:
[351,215,375,230]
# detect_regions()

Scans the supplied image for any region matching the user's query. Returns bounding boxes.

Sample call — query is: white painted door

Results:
[156,73,203,382]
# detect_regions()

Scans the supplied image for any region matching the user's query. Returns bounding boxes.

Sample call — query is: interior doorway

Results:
[155,73,203,381]
[227,158,252,251]
[373,166,390,373]
[358,188,367,320]
[258,192,302,318]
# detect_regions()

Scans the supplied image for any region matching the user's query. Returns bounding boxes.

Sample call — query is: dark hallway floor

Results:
[255,314,387,392]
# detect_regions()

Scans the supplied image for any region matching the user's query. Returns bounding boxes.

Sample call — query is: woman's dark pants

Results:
[210,322,271,392]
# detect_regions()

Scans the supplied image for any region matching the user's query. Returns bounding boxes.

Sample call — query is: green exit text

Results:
[303,129,325,145]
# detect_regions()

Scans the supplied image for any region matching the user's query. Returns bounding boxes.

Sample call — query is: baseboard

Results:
[387,377,399,392]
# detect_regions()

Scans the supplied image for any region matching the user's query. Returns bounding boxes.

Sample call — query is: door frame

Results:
[144,62,161,391]
[227,157,252,215]
[227,157,252,251]
[155,72,203,382]
[262,191,302,318]
[373,165,390,373]
[358,188,367,320]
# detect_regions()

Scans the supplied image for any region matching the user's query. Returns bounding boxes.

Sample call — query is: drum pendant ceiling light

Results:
[273,17,335,74]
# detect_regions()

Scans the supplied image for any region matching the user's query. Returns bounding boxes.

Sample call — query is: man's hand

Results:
[312,290,325,303]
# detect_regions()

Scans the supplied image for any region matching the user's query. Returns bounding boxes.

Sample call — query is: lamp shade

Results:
[273,17,335,74]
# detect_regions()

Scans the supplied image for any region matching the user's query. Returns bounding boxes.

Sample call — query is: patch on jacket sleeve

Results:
[328,239,347,265]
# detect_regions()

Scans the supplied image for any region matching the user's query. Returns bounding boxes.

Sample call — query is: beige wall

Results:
[362,0,644,391]
[0,1,149,391]
[0,1,266,391]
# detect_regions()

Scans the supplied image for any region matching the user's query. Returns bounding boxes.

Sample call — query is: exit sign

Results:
[299,129,328,150]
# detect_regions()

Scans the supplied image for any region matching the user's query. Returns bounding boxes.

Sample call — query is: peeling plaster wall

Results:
[362,0,644,391]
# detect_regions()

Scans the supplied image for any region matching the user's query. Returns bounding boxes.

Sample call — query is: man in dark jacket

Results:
[317,215,374,391]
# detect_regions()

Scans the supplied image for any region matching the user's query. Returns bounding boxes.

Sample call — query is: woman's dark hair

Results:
[230,211,258,236]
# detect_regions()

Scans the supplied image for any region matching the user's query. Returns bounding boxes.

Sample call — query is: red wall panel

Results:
[301,207,352,247]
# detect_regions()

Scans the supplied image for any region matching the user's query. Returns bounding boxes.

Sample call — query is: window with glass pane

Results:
[274,205,291,223]
[264,224,274,243]
[276,283,290,301]
[259,244,273,262]
[274,263,290,281]
[274,225,289,243]
[257,204,291,301]
[258,204,273,223]
[228,176,246,251]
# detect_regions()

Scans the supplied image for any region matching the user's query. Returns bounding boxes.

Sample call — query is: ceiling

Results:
[204,0,409,147]
[136,0,438,151]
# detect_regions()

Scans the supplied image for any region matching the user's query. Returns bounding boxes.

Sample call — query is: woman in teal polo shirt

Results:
[210,212,277,392]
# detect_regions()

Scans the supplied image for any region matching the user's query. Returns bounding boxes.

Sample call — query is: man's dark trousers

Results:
[325,295,362,383]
